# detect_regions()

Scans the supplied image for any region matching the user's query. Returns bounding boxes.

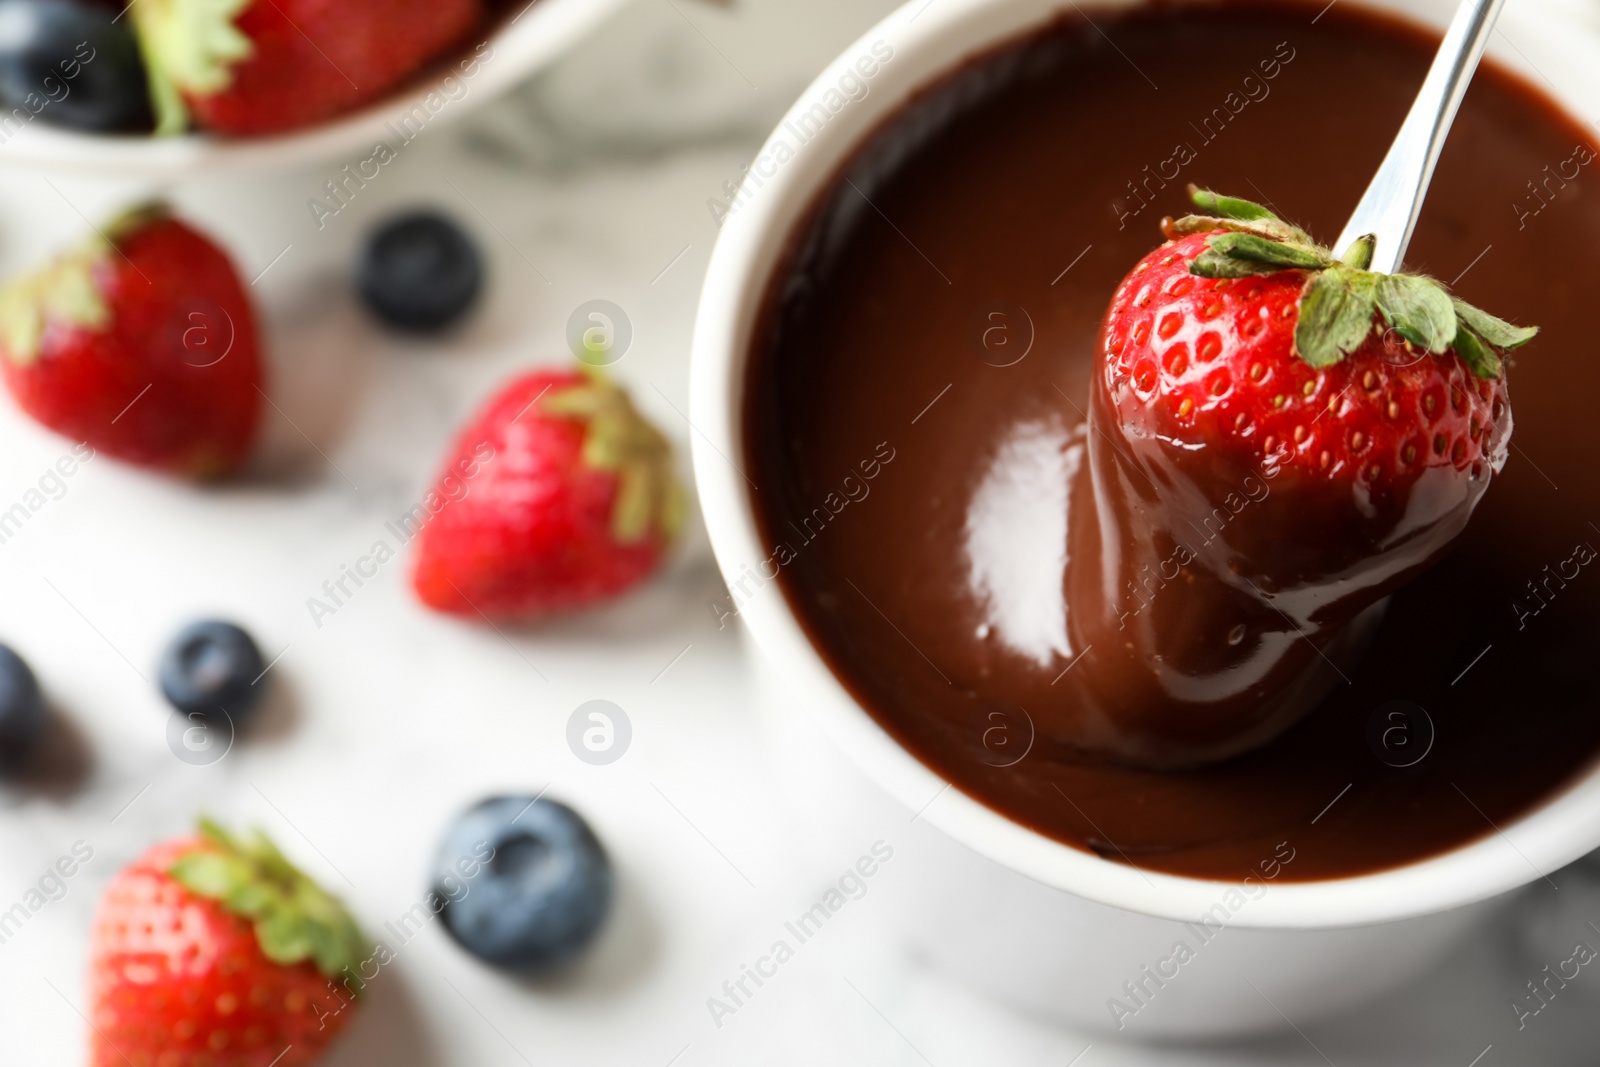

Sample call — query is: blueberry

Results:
[433,796,613,971]
[0,644,44,771]
[0,0,152,133]
[357,211,484,333]
[158,620,266,722]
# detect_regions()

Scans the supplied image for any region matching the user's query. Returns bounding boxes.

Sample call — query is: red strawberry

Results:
[1058,187,1535,765]
[134,0,483,137]
[89,820,366,1067]
[411,367,684,621]
[0,205,262,479]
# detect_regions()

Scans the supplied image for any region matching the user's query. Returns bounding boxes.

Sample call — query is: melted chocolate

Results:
[745,0,1600,880]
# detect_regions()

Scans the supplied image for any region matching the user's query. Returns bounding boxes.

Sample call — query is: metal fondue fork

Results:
[1332,0,1509,271]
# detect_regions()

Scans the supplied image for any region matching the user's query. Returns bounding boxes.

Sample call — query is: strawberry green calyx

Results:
[169,818,368,981]
[1162,185,1536,378]
[543,369,686,545]
[132,0,255,136]
[0,203,171,365]
[0,247,108,365]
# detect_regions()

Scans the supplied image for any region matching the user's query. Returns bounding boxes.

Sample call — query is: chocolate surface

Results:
[744,0,1600,881]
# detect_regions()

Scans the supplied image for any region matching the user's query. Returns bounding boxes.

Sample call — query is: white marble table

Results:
[0,0,1596,1063]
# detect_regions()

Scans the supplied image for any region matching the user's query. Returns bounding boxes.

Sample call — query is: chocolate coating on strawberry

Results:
[1056,188,1535,766]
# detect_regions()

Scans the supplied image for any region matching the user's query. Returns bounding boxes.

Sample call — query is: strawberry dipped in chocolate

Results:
[1060,187,1535,766]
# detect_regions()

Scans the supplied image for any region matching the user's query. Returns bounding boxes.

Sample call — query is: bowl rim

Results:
[0,0,628,176]
[689,0,1600,929]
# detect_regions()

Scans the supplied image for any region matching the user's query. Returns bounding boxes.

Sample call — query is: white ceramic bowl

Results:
[0,0,627,175]
[691,0,1600,1035]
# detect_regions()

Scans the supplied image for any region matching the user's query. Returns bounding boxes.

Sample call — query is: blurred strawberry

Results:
[0,204,261,478]
[89,819,366,1067]
[412,367,684,620]
[134,0,483,136]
